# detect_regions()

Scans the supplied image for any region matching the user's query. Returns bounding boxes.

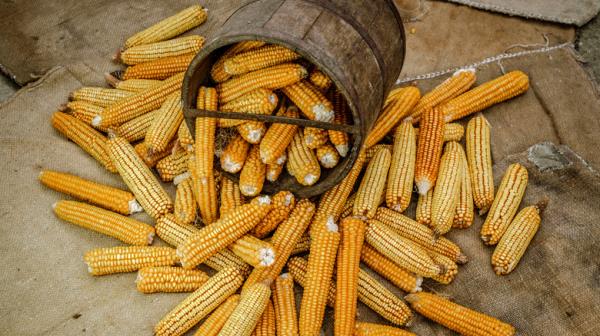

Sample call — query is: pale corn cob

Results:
[353,147,391,219]
[109,77,161,92]
[177,196,272,269]
[217,63,307,103]
[406,292,516,336]
[119,35,204,65]
[365,144,392,162]
[273,274,298,336]
[466,115,494,214]
[39,170,140,215]
[194,295,240,336]
[176,122,194,152]
[303,127,329,149]
[266,162,284,182]
[252,191,295,238]
[125,5,207,48]
[108,135,173,218]
[365,219,443,278]
[328,91,350,157]
[406,69,476,122]
[84,246,178,276]
[287,132,320,186]
[156,151,188,181]
[145,92,183,154]
[211,41,267,83]
[219,282,272,336]
[431,141,463,235]
[291,233,311,255]
[334,217,366,336]
[281,80,334,122]
[429,253,458,284]
[239,145,266,196]
[221,133,250,173]
[481,163,528,245]
[454,144,474,228]
[364,86,420,148]
[69,87,133,107]
[63,101,107,131]
[218,88,279,127]
[309,69,332,92]
[136,266,209,293]
[238,121,267,144]
[442,70,529,122]
[251,299,276,336]
[229,235,275,268]
[223,44,300,76]
[360,244,422,293]
[115,110,157,142]
[414,107,445,195]
[354,322,416,336]
[299,217,340,336]
[51,112,116,172]
[416,189,433,227]
[94,72,184,127]
[220,178,245,217]
[259,106,299,164]
[242,199,315,291]
[316,143,340,168]
[492,201,546,275]
[174,177,197,225]
[415,122,464,142]
[134,141,174,168]
[122,53,195,80]
[386,122,416,212]
[154,267,244,336]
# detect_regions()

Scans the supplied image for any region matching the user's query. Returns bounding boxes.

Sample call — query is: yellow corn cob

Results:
[84,246,178,276]
[177,121,194,152]
[365,144,392,162]
[125,5,207,48]
[136,266,209,293]
[259,106,299,164]
[120,35,204,65]
[108,135,173,218]
[39,170,140,215]
[223,44,300,77]
[220,178,245,217]
[154,267,245,336]
[466,115,494,214]
[63,101,108,131]
[156,151,188,181]
[291,233,311,255]
[69,87,134,107]
[266,162,284,182]
[360,244,422,293]
[281,80,334,122]
[251,299,276,336]
[328,90,350,157]
[416,188,433,227]
[122,53,195,80]
[287,132,321,186]
[414,107,445,195]
[406,69,476,122]
[415,122,464,142]
[429,253,458,285]
[218,88,279,127]
[383,86,409,108]
[218,63,307,103]
[94,72,184,127]
[299,217,340,336]
[364,86,420,148]
[211,40,267,83]
[286,256,335,305]
[134,141,174,168]
[492,200,546,275]
[309,69,332,92]
[454,144,474,228]
[339,193,357,219]
[442,70,529,122]
[303,127,329,149]
[481,163,528,245]
[242,199,315,291]
[316,143,340,168]
[353,147,391,219]
[431,141,463,235]
[109,77,161,92]
[145,92,183,154]
[114,110,157,142]
[51,112,116,172]
[355,322,416,336]
[229,235,276,268]
[239,145,266,196]
[178,196,272,269]
[221,133,251,173]
[174,177,197,225]
[406,292,516,336]
[273,273,298,336]
[252,191,295,238]
[334,217,366,336]
[365,219,443,278]
[219,282,272,336]
[238,121,267,144]
[386,122,416,212]
[193,295,240,336]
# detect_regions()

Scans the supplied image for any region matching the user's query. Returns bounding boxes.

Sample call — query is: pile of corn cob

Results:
[42,5,548,336]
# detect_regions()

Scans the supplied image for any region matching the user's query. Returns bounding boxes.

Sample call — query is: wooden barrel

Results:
[182,0,405,198]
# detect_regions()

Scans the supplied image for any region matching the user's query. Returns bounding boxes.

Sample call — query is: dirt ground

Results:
[577,14,600,81]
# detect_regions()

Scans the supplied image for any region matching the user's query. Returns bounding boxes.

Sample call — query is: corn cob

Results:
[334,217,366,336]
[108,77,161,92]
[219,282,272,336]
[383,86,409,108]
[218,88,279,127]
[414,107,445,195]
[309,69,332,92]
[135,266,208,293]
[122,53,195,80]
[156,151,188,181]
[259,106,299,164]
[466,115,494,214]
[218,63,307,103]
[223,44,300,77]
[416,189,433,227]
[431,141,463,235]
[303,127,329,149]
[454,144,474,228]
[251,299,276,336]
[481,163,528,245]
[238,121,267,144]
[492,201,546,275]
[273,273,298,336]
[316,143,340,168]
[174,177,197,225]
[193,295,240,336]
[229,234,276,268]
[252,191,295,238]
[328,91,350,157]
[177,196,272,269]
[266,162,284,182]
[51,112,116,172]
[429,253,458,285]
[281,80,334,122]
[221,133,251,173]
[354,322,416,336]
[353,147,391,219]
[62,101,108,131]
[211,40,267,83]
[39,170,140,215]
[340,193,357,219]
[406,292,516,336]
[176,122,194,152]
[287,257,335,306]
[125,5,207,48]
[114,110,157,142]
[145,92,183,154]
[287,132,321,186]
[291,233,311,255]
[108,135,173,218]
[134,141,174,168]
[365,144,392,162]
[220,178,245,217]
[360,244,422,293]
[442,70,529,122]
[119,35,204,65]
[406,69,476,122]
[364,86,420,148]
[154,267,244,336]
[386,122,416,212]
[84,246,178,276]
[239,145,266,196]
[415,122,464,142]
[69,87,133,107]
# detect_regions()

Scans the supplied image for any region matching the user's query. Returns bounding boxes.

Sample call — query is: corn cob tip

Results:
[52,201,57,210]
[478,206,490,216]
[416,179,432,195]
[135,271,142,283]
[304,174,318,185]
[276,154,287,165]
[280,272,290,279]
[173,172,191,186]
[335,144,349,157]
[112,49,123,63]
[390,204,403,212]
[404,293,419,304]
[104,72,120,87]
[241,185,258,196]
[413,276,423,292]
[313,103,334,122]
[91,115,102,127]
[318,152,337,167]
[456,253,469,265]
[222,156,242,173]
[402,115,413,123]
[128,199,144,214]
[58,103,68,112]
[258,247,276,267]
[283,193,293,206]
[256,195,271,205]
[147,231,155,245]
[454,67,476,75]
[325,215,338,232]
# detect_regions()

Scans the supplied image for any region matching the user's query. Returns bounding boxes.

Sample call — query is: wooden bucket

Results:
[182,0,405,198]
